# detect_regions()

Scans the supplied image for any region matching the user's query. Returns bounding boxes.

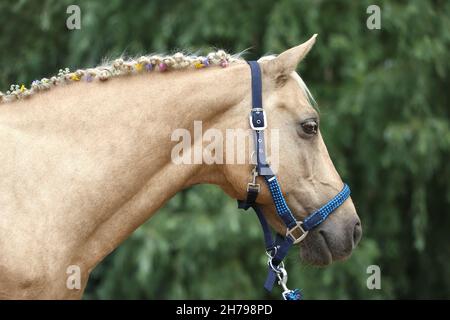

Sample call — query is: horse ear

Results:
[263,34,317,86]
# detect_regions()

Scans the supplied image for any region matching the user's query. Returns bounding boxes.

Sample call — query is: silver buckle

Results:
[246,167,260,192]
[247,183,261,192]
[249,108,267,130]
[286,221,309,244]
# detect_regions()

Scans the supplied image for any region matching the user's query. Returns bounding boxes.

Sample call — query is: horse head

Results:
[219,35,362,266]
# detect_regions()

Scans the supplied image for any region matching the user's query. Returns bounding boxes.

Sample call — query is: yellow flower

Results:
[194,62,204,69]
[70,74,80,81]
[135,63,143,72]
[20,84,26,92]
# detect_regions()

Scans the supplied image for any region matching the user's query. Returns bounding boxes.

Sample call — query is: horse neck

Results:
[0,63,250,271]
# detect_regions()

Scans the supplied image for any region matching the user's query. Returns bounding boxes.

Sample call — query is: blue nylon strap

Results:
[264,175,297,229]
[247,61,273,176]
[271,237,293,266]
[252,207,290,292]
[303,183,351,231]
[260,184,351,291]
[248,61,262,108]
[264,237,293,291]
[264,269,278,291]
[251,207,294,292]
[253,206,276,252]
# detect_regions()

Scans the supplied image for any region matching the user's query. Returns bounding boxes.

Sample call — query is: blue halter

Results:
[238,61,351,300]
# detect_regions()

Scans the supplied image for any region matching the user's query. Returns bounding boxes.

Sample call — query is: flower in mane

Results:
[0,50,241,104]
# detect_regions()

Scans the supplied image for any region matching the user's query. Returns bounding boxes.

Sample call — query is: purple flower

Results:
[159,63,167,72]
[84,75,93,82]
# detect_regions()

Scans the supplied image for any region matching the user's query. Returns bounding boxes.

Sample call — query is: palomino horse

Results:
[0,35,361,299]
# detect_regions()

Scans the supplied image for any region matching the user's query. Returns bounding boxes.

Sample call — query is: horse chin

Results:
[299,230,334,267]
[299,226,358,266]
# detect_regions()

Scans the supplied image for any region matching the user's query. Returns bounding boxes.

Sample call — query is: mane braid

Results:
[0,50,242,104]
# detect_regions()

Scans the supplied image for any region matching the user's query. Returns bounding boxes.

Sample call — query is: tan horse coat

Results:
[0,36,360,299]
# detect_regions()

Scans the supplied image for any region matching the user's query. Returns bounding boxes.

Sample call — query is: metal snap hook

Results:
[276,267,289,292]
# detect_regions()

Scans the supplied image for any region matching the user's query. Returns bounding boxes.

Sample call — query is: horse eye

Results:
[301,120,318,135]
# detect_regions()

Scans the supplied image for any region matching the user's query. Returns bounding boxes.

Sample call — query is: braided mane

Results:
[0,50,242,104]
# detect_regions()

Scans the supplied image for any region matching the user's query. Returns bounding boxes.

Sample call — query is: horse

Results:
[0,35,361,299]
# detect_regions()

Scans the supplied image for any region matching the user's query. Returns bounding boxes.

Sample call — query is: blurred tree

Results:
[0,0,449,299]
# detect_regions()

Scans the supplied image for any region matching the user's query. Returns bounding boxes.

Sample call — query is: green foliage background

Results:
[1,0,449,299]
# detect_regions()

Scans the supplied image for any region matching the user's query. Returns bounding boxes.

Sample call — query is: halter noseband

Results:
[237,61,351,300]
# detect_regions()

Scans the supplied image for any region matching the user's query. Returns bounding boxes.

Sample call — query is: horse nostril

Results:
[352,220,362,248]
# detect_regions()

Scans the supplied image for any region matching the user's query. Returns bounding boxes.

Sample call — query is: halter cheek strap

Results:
[247,60,273,176]
[238,61,351,300]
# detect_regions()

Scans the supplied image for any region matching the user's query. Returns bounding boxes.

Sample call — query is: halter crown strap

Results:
[248,60,262,109]
[238,61,351,297]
